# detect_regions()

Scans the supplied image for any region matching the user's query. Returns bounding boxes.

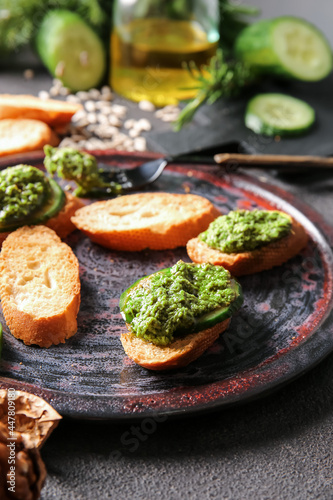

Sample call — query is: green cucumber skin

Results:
[194,281,243,332]
[0,179,65,233]
[245,110,314,137]
[34,179,66,222]
[36,10,106,91]
[235,16,333,81]
[119,268,243,332]
[235,19,281,73]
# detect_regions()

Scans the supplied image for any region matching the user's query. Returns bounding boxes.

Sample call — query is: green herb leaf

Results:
[174,48,257,130]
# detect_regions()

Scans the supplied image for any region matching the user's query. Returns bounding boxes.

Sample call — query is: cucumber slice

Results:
[36,10,106,91]
[119,267,243,334]
[245,93,315,136]
[235,16,333,81]
[194,279,243,332]
[0,179,66,233]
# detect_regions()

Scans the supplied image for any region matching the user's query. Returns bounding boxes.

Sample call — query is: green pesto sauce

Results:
[43,145,122,197]
[199,209,292,253]
[0,165,51,225]
[122,260,237,346]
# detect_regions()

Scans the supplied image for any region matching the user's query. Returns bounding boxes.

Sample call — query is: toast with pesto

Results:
[187,210,308,275]
[71,193,221,251]
[0,165,84,246]
[119,261,243,370]
[0,226,81,347]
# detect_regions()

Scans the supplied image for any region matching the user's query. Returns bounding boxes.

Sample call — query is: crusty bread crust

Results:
[0,94,82,126]
[0,193,84,247]
[45,192,84,239]
[187,218,308,276]
[71,193,221,251]
[0,118,59,157]
[121,318,230,370]
[0,226,81,347]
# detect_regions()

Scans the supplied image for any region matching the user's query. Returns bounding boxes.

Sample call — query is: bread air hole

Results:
[17,276,34,286]
[42,269,54,289]
[108,209,136,216]
[139,211,157,218]
[27,261,41,270]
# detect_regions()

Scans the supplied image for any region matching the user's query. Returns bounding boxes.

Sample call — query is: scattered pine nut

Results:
[38,90,50,100]
[138,100,156,112]
[23,69,34,80]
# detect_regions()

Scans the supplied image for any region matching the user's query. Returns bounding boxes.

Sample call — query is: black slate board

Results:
[147,74,333,157]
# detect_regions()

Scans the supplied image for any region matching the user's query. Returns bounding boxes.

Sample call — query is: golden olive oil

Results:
[110,18,219,106]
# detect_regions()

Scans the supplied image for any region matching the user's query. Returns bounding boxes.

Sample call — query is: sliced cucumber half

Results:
[36,10,106,91]
[273,17,333,81]
[235,16,333,81]
[119,267,243,334]
[193,279,243,333]
[245,93,315,136]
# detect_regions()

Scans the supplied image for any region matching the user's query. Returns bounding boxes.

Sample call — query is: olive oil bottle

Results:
[110,2,220,106]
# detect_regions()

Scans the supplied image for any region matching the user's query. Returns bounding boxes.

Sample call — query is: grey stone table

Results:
[0,68,332,500]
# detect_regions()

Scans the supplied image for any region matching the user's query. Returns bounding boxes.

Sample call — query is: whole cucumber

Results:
[36,10,106,91]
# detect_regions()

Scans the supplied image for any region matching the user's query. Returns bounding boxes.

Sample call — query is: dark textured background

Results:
[0,2,333,498]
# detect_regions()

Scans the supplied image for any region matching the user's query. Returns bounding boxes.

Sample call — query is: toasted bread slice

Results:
[71,193,221,251]
[121,318,230,370]
[0,226,81,347]
[187,218,308,276]
[0,118,59,157]
[45,192,84,239]
[0,95,82,126]
[0,193,84,247]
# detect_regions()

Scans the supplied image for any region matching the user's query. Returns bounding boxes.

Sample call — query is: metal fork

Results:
[98,144,333,193]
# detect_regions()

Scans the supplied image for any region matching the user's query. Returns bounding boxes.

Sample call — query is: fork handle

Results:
[214,153,333,169]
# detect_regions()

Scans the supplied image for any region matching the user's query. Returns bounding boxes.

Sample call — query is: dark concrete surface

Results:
[39,354,333,500]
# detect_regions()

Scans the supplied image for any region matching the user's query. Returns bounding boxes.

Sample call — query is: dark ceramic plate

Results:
[1,151,333,420]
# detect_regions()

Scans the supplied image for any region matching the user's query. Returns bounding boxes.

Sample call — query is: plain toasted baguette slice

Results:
[0,118,59,157]
[0,193,84,247]
[187,217,308,276]
[0,226,81,347]
[0,94,82,126]
[71,193,221,251]
[121,318,230,371]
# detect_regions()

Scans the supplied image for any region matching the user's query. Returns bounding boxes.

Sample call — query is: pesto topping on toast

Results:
[121,260,238,346]
[0,165,51,225]
[44,145,122,197]
[199,209,292,253]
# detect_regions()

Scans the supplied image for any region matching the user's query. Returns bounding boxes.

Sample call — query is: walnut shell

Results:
[0,390,62,499]
[0,422,46,500]
[0,390,62,449]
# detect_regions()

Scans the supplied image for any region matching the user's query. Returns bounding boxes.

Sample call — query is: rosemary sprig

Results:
[174,49,256,131]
